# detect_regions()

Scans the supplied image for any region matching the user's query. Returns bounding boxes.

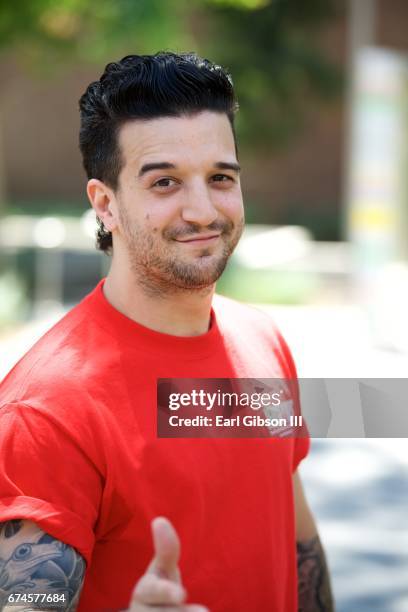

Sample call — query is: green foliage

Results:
[0,0,192,69]
[209,0,269,8]
[201,0,344,149]
[0,0,343,150]
[216,260,320,304]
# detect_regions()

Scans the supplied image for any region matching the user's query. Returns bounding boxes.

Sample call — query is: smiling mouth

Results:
[175,233,221,244]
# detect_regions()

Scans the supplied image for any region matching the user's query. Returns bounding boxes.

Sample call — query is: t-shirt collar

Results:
[84,278,223,358]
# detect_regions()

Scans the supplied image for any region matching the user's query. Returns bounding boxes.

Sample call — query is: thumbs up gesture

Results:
[128,517,209,611]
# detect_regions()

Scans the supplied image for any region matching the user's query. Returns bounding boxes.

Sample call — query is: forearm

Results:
[297,533,334,612]
[0,519,84,612]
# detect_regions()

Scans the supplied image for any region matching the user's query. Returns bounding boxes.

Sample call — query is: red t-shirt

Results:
[0,280,309,612]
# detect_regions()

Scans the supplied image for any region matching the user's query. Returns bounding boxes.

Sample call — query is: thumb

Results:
[148,516,181,581]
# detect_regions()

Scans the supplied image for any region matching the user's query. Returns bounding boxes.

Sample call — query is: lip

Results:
[175,233,221,244]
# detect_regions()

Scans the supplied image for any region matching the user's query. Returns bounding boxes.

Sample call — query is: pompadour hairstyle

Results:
[79,51,239,253]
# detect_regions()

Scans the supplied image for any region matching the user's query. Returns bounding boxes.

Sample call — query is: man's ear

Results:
[86,179,118,232]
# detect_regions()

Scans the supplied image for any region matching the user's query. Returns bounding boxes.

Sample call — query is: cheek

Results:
[217,190,244,218]
[145,200,180,230]
[144,214,158,233]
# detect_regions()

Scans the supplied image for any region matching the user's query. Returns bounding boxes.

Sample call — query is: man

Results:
[0,52,333,611]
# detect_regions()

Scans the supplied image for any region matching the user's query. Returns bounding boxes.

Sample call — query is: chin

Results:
[169,259,229,289]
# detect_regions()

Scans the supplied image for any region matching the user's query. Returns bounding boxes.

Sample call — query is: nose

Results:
[181,182,218,227]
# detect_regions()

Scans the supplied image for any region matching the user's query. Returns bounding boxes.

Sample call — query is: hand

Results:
[127,516,209,611]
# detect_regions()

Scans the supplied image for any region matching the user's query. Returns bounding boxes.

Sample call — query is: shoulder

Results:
[213,293,297,377]
[0,290,122,419]
[213,293,284,340]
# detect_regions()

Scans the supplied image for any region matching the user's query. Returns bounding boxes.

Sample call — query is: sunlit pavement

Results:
[1,303,407,611]
[261,304,408,612]
[300,439,408,612]
[268,304,408,611]
[265,303,408,378]
[0,308,67,382]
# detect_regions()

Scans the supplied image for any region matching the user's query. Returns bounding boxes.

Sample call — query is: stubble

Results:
[118,207,244,297]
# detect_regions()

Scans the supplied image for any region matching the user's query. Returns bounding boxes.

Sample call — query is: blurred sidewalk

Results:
[301,439,408,612]
[0,308,66,381]
[267,303,408,378]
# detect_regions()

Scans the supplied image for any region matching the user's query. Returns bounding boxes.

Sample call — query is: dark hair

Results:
[79,51,239,253]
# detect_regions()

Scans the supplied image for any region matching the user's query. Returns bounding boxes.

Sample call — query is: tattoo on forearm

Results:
[297,535,334,612]
[0,520,85,611]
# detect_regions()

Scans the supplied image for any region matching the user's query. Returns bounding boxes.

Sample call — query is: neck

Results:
[103,263,215,337]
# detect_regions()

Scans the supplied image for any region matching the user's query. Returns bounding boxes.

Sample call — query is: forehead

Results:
[118,111,236,169]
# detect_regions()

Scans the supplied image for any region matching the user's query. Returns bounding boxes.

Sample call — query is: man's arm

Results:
[0,519,86,612]
[293,470,335,612]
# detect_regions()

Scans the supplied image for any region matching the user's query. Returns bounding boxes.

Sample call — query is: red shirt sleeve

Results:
[0,403,103,565]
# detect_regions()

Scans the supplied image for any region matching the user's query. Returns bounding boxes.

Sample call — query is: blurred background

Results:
[0,0,407,609]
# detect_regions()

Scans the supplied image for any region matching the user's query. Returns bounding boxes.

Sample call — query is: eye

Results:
[152,177,178,189]
[13,543,32,561]
[210,174,234,184]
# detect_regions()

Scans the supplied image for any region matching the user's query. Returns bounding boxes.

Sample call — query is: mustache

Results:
[164,220,234,241]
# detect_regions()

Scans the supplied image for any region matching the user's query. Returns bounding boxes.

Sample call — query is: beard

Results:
[118,208,244,296]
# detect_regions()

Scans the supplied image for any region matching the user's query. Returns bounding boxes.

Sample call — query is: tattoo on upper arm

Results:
[297,534,334,612]
[0,520,86,611]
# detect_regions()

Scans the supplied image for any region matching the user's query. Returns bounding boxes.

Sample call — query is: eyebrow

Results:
[214,161,241,173]
[138,161,241,177]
